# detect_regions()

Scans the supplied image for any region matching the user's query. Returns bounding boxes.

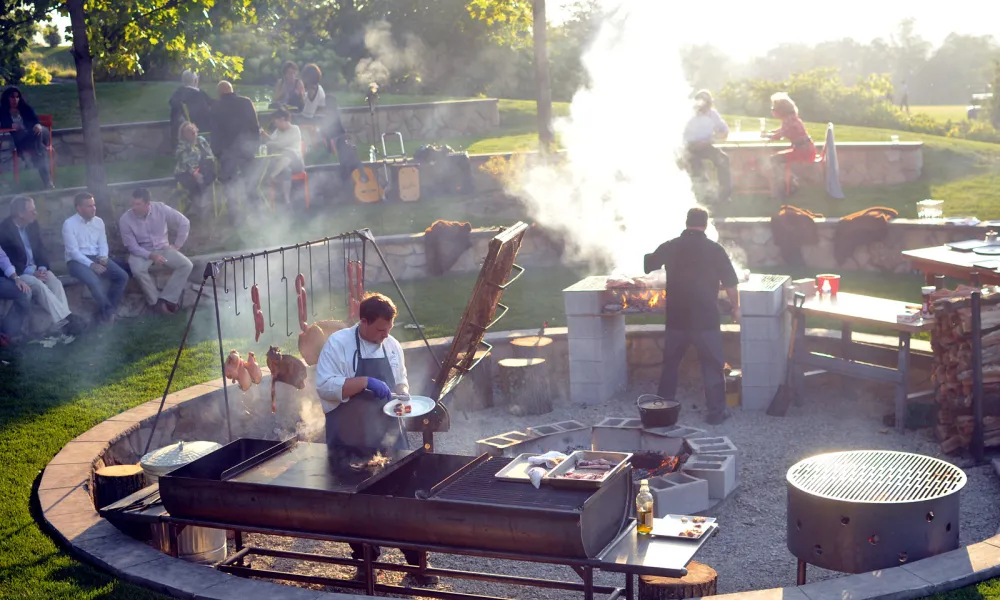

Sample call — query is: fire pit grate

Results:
[432,457,592,510]
[787,450,965,502]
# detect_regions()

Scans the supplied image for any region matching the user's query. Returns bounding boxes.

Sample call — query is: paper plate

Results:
[383,395,436,418]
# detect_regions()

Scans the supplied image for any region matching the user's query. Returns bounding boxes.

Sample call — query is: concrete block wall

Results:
[648,472,710,516]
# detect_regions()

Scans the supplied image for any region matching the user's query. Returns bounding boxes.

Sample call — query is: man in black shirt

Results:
[643,208,740,425]
[212,81,262,210]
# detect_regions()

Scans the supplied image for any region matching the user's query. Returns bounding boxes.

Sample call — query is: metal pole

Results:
[212,272,234,443]
[143,278,208,456]
[972,290,985,463]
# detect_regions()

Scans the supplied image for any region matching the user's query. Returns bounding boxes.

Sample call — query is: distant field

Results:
[912,105,969,123]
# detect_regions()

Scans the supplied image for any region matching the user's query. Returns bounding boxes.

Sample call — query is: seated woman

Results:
[297,64,348,154]
[260,109,304,205]
[0,87,53,189]
[271,61,305,111]
[174,121,217,210]
[764,92,815,198]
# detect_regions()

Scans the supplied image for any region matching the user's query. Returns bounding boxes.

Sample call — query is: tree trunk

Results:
[67,0,111,216]
[499,357,552,416]
[94,463,149,540]
[532,0,554,150]
[638,561,718,599]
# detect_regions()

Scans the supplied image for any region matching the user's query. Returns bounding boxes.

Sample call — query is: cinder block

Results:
[686,436,740,471]
[740,316,785,342]
[516,427,593,456]
[570,382,601,405]
[566,315,624,341]
[476,436,521,457]
[738,277,789,317]
[642,424,707,439]
[563,290,612,316]
[551,420,587,431]
[683,453,737,500]
[592,425,642,452]
[568,337,605,362]
[648,472,710,516]
[639,432,685,455]
[741,341,788,365]
[569,357,626,385]
[741,359,785,388]
[527,424,562,437]
[740,382,779,411]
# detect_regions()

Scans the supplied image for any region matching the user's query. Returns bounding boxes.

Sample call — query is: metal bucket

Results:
[141,441,227,564]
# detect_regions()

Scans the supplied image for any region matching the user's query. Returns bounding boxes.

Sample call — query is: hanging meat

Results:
[246,351,263,385]
[225,350,243,382]
[298,319,350,366]
[236,362,252,392]
[266,346,308,413]
[250,284,265,342]
[295,273,308,332]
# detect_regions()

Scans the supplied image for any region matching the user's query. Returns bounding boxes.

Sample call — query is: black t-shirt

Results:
[643,229,739,331]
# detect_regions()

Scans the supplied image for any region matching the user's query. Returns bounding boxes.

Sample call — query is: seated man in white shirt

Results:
[683,89,732,203]
[315,292,437,587]
[63,193,129,324]
[260,108,304,205]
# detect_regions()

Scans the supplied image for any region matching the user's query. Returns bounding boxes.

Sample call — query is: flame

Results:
[620,289,667,310]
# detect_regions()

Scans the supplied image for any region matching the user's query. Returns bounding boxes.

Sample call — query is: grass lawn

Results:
[911,105,970,123]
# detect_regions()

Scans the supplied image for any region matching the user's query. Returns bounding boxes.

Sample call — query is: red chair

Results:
[11,114,56,185]
[783,143,827,196]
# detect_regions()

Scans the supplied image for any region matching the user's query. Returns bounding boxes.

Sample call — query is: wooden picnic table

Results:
[902,245,1000,286]
[790,292,934,432]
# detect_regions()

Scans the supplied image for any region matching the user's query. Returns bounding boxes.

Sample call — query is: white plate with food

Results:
[651,514,717,540]
[382,395,436,418]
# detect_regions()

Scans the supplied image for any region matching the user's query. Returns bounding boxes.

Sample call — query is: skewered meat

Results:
[561,471,604,480]
[298,319,350,366]
[295,274,308,331]
[250,284,264,341]
[577,458,614,470]
[246,351,263,385]
[225,350,242,382]
[267,346,308,413]
[237,362,252,392]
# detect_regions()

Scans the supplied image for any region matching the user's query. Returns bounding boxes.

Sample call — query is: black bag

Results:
[414,145,475,196]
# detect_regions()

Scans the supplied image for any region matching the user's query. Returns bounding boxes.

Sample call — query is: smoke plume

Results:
[513,0,721,275]
[354,20,425,88]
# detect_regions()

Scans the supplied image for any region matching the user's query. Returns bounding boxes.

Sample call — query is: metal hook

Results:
[223,260,230,294]
[242,257,248,290]
[233,259,241,316]
[327,239,334,312]
[309,243,317,317]
[265,253,275,327]
[280,249,292,337]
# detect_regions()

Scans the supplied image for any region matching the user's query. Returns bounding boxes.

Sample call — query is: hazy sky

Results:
[549,0,1000,57]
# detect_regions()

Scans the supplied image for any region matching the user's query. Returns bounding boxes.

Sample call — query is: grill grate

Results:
[787,450,966,503]
[432,457,592,510]
[741,273,788,292]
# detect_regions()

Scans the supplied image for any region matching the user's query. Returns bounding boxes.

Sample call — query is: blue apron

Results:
[324,327,405,454]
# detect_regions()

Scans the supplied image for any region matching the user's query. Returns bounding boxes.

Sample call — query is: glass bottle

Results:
[636,479,654,535]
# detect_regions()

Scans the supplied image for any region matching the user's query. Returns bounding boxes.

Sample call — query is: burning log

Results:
[931,287,1000,454]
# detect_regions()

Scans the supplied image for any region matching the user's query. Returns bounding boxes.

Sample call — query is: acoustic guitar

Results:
[352,166,383,203]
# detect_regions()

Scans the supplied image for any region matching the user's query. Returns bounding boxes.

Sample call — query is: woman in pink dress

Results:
[765,92,815,197]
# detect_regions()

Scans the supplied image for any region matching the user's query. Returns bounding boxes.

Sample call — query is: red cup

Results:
[816,274,841,295]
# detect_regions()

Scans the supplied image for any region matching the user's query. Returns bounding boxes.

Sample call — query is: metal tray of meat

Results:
[543,451,632,490]
[494,453,547,483]
[651,514,717,540]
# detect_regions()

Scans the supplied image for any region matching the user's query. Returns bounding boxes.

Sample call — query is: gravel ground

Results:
[238,376,1000,598]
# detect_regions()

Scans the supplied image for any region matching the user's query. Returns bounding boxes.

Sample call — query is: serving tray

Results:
[543,451,632,490]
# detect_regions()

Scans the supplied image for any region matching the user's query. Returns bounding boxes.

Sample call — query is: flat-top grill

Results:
[432,456,593,511]
[787,450,966,581]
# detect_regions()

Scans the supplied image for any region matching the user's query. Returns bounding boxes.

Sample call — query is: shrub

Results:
[43,25,62,48]
[21,62,52,85]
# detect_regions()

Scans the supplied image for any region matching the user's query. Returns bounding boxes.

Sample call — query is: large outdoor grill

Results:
[787,450,966,583]
[159,438,633,559]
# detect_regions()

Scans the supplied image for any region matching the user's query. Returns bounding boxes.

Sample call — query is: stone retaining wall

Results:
[49,99,501,165]
[722,141,923,187]
[716,217,988,273]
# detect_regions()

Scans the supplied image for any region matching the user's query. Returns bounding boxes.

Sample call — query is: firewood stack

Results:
[931,285,1000,454]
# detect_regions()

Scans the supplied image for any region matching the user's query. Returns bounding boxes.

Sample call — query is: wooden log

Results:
[450,350,495,412]
[94,464,146,511]
[510,336,553,359]
[638,561,718,600]
[498,357,552,416]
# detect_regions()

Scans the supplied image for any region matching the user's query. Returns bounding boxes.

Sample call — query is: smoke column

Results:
[515,0,719,274]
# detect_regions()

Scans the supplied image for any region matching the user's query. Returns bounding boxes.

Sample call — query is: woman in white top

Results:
[260,109,304,205]
[298,64,348,157]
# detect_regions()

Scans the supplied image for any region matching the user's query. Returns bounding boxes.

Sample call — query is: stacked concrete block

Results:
[592,417,642,452]
[475,430,533,457]
[647,472,710,516]
[639,429,686,455]
[517,421,592,455]
[685,436,741,471]
[683,453,737,500]
[740,308,791,411]
[643,424,707,440]
[564,278,628,405]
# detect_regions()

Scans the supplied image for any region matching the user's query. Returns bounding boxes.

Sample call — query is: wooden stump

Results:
[498,357,552,416]
[94,464,147,511]
[511,336,553,359]
[451,350,495,412]
[638,561,718,599]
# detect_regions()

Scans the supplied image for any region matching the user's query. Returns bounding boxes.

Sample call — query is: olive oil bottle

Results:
[636,479,654,535]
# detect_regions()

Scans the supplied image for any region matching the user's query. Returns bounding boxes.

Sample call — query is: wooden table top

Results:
[725,131,770,143]
[902,245,1000,284]
[795,292,933,333]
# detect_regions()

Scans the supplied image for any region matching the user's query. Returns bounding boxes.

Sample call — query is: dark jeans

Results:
[658,328,727,416]
[11,127,52,186]
[687,143,731,201]
[67,256,129,320]
[0,276,32,337]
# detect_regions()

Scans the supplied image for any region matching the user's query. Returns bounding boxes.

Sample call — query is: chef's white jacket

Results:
[315,324,408,414]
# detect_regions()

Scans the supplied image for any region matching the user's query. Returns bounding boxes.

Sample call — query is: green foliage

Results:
[43,23,61,48]
[21,60,52,85]
[212,29,348,89]
[0,1,57,84]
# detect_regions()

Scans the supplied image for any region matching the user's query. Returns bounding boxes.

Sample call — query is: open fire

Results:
[608,289,667,313]
[630,451,688,482]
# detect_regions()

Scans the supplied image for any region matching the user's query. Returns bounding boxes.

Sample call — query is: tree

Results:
[533,0,553,149]
[60,0,257,211]
[43,23,61,48]
[681,44,733,94]
[0,1,57,83]
[916,33,998,104]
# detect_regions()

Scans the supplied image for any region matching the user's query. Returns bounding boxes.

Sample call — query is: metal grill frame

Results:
[787,450,966,579]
